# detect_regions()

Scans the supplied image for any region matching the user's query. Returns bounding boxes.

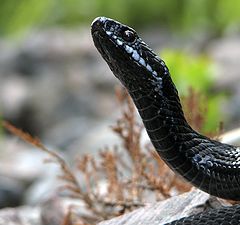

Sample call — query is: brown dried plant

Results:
[2,86,217,225]
[182,87,224,138]
[182,87,207,132]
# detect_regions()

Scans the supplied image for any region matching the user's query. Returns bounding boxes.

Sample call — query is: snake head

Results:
[91,17,167,91]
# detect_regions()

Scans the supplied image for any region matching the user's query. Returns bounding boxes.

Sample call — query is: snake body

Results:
[91,17,240,224]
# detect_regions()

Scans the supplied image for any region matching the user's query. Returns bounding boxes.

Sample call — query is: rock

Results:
[40,196,94,225]
[208,35,240,127]
[0,136,66,206]
[0,138,44,208]
[67,117,120,156]
[0,176,24,208]
[98,189,230,225]
[219,127,240,146]
[0,137,55,182]
[0,206,41,225]
[0,27,118,146]
[9,152,66,207]
[23,169,62,205]
[208,36,240,90]
[40,197,66,225]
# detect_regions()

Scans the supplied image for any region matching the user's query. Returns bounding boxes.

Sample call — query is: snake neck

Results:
[92,17,240,200]
[127,68,193,157]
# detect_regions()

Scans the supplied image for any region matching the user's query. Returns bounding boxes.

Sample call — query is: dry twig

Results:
[2,86,218,225]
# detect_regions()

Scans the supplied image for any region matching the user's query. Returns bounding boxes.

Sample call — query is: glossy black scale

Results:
[91,16,240,224]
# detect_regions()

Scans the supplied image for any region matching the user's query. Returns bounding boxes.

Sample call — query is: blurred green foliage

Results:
[1,0,240,37]
[162,50,224,132]
[0,0,230,132]
[162,50,215,94]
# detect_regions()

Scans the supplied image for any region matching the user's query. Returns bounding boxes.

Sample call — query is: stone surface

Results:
[0,137,64,207]
[0,189,231,225]
[40,197,93,225]
[208,35,240,127]
[0,176,24,208]
[98,189,230,225]
[0,27,118,149]
[0,206,41,225]
[219,127,240,146]
[40,197,67,225]
[208,36,240,89]
[0,138,50,182]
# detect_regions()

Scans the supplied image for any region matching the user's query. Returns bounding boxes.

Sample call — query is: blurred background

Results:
[1,0,240,223]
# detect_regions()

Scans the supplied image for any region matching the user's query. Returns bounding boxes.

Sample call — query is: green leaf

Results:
[161,50,225,133]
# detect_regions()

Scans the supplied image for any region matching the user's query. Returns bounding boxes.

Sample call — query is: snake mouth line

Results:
[92,32,112,63]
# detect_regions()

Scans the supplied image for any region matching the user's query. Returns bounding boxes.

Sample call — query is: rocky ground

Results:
[0,26,240,224]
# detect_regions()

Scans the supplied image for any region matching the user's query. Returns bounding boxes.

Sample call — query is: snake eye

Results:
[122,30,136,42]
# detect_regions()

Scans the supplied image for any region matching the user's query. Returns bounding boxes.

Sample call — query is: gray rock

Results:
[40,196,94,225]
[23,169,62,205]
[219,127,240,146]
[208,35,240,127]
[208,36,240,89]
[0,206,41,225]
[0,176,24,208]
[98,189,230,225]
[0,27,118,147]
[40,197,66,225]
[0,137,55,182]
[0,137,66,206]
[68,117,120,156]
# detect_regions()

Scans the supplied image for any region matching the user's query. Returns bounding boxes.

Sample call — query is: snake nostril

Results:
[91,17,108,33]
[91,22,102,33]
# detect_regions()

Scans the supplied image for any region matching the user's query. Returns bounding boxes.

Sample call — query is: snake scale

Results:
[91,17,240,225]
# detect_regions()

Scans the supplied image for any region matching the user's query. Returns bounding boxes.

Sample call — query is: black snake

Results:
[91,17,240,225]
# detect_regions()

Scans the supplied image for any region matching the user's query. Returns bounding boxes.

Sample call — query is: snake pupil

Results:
[122,30,136,42]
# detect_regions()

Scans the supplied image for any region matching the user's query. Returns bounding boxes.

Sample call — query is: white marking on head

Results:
[116,39,123,46]
[139,57,146,66]
[125,45,133,54]
[146,64,152,72]
[152,71,158,77]
[132,50,140,61]
[160,61,165,66]
[91,17,106,26]
[99,17,107,23]
[152,71,162,91]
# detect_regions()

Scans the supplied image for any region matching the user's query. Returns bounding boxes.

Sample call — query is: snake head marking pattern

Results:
[91,17,168,93]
